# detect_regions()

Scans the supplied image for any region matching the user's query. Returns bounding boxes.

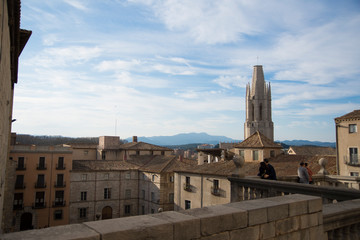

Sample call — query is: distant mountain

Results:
[280,140,336,148]
[126,132,237,146]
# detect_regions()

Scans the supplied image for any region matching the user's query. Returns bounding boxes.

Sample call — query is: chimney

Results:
[133,136,138,143]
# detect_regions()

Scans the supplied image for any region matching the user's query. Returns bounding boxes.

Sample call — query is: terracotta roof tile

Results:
[335,109,360,120]
[234,131,282,149]
[120,142,173,151]
[288,146,336,156]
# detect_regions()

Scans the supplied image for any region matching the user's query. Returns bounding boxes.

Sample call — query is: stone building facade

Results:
[174,161,236,211]
[69,155,193,224]
[0,0,31,233]
[244,65,274,141]
[9,145,72,231]
[335,109,360,176]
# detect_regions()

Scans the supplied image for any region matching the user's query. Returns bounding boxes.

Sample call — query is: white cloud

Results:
[213,75,249,89]
[63,0,90,11]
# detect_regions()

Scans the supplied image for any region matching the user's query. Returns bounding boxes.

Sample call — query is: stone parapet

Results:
[1,194,325,240]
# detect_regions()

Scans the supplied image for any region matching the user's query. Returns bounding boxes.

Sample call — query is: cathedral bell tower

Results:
[244,65,274,141]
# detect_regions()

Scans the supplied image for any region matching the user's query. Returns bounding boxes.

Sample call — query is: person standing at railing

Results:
[305,162,313,184]
[297,162,309,184]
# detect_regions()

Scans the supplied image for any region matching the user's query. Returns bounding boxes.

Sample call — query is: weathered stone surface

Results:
[84,215,172,240]
[300,212,319,229]
[266,195,308,217]
[309,226,325,239]
[152,211,201,240]
[1,224,99,240]
[200,232,230,240]
[229,225,260,240]
[181,204,247,236]
[259,222,275,239]
[275,216,300,235]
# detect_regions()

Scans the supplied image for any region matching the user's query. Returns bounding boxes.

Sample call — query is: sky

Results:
[13,0,360,142]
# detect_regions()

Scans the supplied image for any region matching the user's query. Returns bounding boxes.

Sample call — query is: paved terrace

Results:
[2,193,360,240]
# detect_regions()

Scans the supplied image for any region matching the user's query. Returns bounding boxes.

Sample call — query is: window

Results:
[36,174,45,188]
[152,175,155,182]
[54,210,63,220]
[15,175,25,189]
[57,157,65,169]
[56,174,64,187]
[253,150,259,161]
[350,148,358,164]
[54,191,64,206]
[37,157,46,170]
[349,124,357,133]
[104,188,111,199]
[350,172,359,177]
[169,176,174,183]
[35,192,45,208]
[81,174,87,181]
[79,208,87,218]
[184,176,191,191]
[185,200,191,210]
[161,151,165,156]
[212,179,220,195]
[13,193,23,210]
[142,173,146,180]
[142,206,145,215]
[150,151,154,155]
[125,189,131,199]
[239,150,244,157]
[186,176,190,185]
[17,157,25,170]
[101,151,106,160]
[151,209,155,214]
[125,172,131,179]
[136,151,140,155]
[151,192,155,202]
[270,150,275,158]
[104,173,109,180]
[169,193,174,203]
[81,191,87,201]
[141,190,145,199]
[124,205,131,215]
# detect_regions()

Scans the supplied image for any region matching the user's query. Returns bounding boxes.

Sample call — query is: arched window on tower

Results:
[259,104,263,121]
[251,104,254,121]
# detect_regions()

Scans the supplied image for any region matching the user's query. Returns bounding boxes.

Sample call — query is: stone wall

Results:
[1,194,326,240]
[0,0,13,233]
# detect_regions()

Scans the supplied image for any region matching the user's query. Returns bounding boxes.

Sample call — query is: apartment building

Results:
[69,155,194,223]
[335,110,360,176]
[9,145,72,231]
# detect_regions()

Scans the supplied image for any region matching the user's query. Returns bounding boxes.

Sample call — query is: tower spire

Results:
[244,65,274,141]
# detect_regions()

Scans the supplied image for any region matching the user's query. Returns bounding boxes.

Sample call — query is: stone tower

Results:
[244,65,274,141]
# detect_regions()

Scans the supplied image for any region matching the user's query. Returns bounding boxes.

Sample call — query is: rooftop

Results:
[234,131,282,149]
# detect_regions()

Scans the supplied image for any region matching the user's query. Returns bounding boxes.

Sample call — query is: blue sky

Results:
[13,0,360,142]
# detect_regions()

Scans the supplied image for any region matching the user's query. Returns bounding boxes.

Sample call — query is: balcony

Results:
[183,183,192,192]
[15,183,26,189]
[343,156,360,167]
[52,200,66,207]
[13,204,23,210]
[16,164,26,171]
[36,164,47,170]
[32,202,46,209]
[54,181,66,188]
[56,163,66,170]
[34,182,47,188]
[211,187,221,196]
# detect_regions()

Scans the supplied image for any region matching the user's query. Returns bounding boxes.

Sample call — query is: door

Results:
[102,206,112,219]
[20,212,33,231]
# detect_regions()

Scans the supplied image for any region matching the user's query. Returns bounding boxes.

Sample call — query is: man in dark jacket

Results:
[264,158,277,180]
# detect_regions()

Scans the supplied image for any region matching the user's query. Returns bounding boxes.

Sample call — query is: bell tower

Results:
[244,65,274,141]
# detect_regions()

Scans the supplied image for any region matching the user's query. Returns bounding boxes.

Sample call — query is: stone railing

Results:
[229,176,360,204]
[1,194,325,240]
[277,175,360,190]
[323,198,360,239]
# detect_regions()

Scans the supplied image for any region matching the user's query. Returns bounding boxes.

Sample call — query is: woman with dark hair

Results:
[258,161,269,179]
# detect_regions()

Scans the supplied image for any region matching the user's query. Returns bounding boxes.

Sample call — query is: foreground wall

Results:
[2,194,325,240]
